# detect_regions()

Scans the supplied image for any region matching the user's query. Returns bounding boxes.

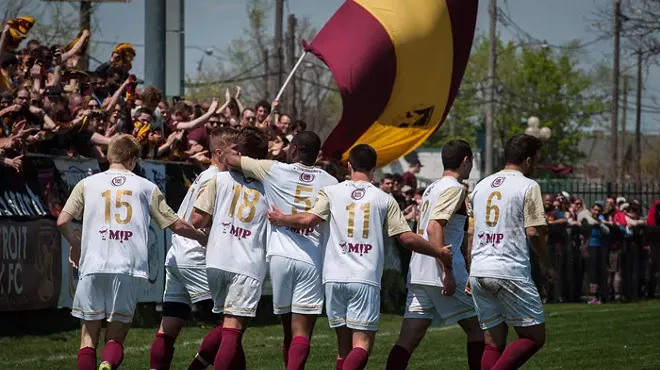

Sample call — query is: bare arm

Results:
[104,79,131,113]
[57,211,82,268]
[395,231,452,267]
[268,209,324,229]
[169,217,208,244]
[224,153,242,171]
[426,219,452,269]
[61,30,89,62]
[174,99,220,130]
[527,225,552,270]
[191,209,212,229]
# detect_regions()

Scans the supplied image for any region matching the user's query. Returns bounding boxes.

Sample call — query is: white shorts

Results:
[325,282,380,332]
[269,256,323,315]
[163,266,212,306]
[72,273,141,323]
[207,268,262,317]
[469,276,545,330]
[404,283,477,326]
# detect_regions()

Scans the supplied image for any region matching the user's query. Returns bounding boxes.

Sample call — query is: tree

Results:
[425,35,610,171]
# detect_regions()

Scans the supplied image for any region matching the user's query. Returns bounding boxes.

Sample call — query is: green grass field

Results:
[1,301,660,369]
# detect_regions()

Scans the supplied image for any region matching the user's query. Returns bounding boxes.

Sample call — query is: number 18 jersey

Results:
[309,181,410,287]
[469,170,546,281]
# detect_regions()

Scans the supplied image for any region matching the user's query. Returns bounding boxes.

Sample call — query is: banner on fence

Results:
[0,157,53,218]
[0,219,61,312]
[53,158,101,192]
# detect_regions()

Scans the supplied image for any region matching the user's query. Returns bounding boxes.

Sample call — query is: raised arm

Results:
[61,29,90,63]
[173,98,220,131]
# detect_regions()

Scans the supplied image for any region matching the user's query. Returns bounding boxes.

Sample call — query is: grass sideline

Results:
[1,302,660,369]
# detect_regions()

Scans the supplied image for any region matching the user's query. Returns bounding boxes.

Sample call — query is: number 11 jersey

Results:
[469,170,546,281]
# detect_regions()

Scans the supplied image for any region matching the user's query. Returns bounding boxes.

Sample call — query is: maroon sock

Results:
[336,358,345,370]
[150,333,176,370]
[229,343,246,370]
[286,336,311,370]
[491,338,540,370]
[481,345,501,370]
[343,348,369,370]
[213,328,242,370]
[77,347,96,370]
[188,326,224,370]
[282,334,292,367]
[467,341,485,370]
[385,345,411,370]
[101,340,124,369]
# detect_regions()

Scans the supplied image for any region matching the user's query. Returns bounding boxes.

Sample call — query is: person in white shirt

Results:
[468,133,557,370]
[57,134,207,370]
[223,131,337,370]
[386,140,484,370]
[267,144,453,370]
[191,127,270,370]
[149,127,239,370]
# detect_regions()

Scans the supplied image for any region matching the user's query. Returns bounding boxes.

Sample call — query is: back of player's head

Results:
[209,127,239,154]
[348,144,377,173]
[441,139,472,170]
[504,133,542,166]
[107,134,140,164]
[237,127,268,160]
[290,131,321,165]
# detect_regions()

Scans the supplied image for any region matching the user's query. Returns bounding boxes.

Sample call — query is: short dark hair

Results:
[135,107,153,117]
[441,139,472,170]
[293,120,307,132]
[381,173,393,183]
[504,134,542,166]
[237,127,268,160]
[348,144,377,173]
[290,131,321,165]
[255,100,271,114]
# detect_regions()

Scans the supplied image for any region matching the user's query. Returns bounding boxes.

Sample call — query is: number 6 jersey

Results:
[62,169,178,279]
[469,170,546,280]
[194,171,269,282]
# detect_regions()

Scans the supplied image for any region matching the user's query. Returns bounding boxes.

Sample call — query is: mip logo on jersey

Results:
[351,189,366,200]
[299,173,315,183]
[98,227,133,243]
[478,231,504,245]
[339,241,372,256]
[220,221,252,239]
[111,176,126,187]
[491,177,505,188]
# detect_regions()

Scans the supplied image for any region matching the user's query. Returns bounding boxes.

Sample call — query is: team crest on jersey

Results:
[351,189,366,200]
[491,177,505,188]
[111,176,126,187]
[300,172,315,183]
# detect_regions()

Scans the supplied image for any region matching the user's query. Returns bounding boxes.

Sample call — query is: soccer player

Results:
[386,140,484,370]
[223,131,337,370]
[190,127,270,370]
[149,128,239,370]
[57,134,208,370]
[267,144,453,370]
[468,134,557,370]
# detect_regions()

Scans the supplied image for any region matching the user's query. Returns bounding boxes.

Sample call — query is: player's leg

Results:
[334,326,353,370]
[189,268,228,370]
[287,259,323,370]
[269,256,294,367]
[469,276,508,370]
[325,282,350,369]
[343,283,380,370]
[72,274,106,370]
[386,284,435,370]
[188,307,223,370]
[99,274,140,370]
[151,267,193,369]
[490,278,546,370]
[213,272,262,370]
[458,316,486,370]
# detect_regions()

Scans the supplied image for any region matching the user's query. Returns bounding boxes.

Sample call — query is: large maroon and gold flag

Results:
[305,0,478,166]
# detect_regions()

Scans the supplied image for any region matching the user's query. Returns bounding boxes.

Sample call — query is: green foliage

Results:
[425,35,610,171]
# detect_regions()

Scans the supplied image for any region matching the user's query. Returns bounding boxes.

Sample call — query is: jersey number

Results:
[292,185,314,214]
[346,203,371,238]
[228,184,261,223]
[486,191,502,227]
[102,190,133,224]
[416,200,430,234]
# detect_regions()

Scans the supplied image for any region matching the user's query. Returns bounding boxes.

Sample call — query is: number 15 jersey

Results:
[469,170,546,281]
[309,181,410,287]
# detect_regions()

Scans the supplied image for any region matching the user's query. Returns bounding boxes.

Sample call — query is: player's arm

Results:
[57,181,85,268]
[150,187,208,244]
[524,185,555,278]
[388,198,452,267]
[268,188,329,228]
[426,187,465,268]
[190,177,217,229]
[224,154,275,183]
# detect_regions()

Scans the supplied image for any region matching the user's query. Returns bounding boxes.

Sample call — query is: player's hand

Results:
[69,244,81,269]
[464,279,472,297]
[544,267,558,284]
[437,244,453,267]
[442,271,456,296]
[267,205,284,225]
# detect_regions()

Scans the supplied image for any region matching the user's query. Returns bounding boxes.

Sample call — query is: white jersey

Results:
[240,157,337,266]
[309,181,410,287]
[470,170,546,281]
[409,176,468,287]
[62,169,178,279]
[165,166,220,269]
[195,170,269,282]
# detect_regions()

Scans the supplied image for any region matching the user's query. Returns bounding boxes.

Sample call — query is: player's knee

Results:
[163,301,192,320]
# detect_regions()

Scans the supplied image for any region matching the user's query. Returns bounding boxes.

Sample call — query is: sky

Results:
[36,0,660,133]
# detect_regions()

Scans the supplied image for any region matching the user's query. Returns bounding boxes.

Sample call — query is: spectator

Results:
[255,99,271,128]
[380,173,394,194]
[287,119,306,141]
[584,202,609,304]
[401,159,422,192]
[275,113,291,137]
[240,108,256,128]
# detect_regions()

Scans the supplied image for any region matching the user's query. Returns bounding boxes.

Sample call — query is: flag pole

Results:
[275,52,307,101]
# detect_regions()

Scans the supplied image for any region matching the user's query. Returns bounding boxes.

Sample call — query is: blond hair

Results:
[107,134,141,164]
[210,127,239,153]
